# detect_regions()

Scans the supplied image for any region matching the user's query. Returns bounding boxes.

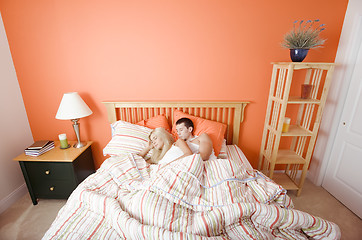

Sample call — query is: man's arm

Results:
[175,139,193,158]
[158,139,193,168]
[198,133,213,161]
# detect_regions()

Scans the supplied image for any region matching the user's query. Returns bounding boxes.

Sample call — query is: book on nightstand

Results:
[25,141,55,157]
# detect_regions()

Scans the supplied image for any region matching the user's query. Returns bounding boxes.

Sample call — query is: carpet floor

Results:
[0,179,361,239]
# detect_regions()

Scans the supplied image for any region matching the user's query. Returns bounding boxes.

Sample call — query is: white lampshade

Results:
[56,92,93,120]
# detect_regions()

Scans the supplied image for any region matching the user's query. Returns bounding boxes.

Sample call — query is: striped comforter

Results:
[43,146,340,239]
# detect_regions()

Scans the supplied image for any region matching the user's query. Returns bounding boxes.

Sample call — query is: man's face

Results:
[176,123,193,141]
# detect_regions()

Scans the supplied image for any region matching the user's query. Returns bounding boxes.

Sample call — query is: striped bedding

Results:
[43,145,340,239]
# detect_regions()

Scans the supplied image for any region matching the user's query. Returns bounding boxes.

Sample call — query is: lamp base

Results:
[71,119,86,148]
[73,141,86,148]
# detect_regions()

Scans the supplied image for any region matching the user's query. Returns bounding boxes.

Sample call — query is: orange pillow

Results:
[171,110,226,156]
[136,115,171,132]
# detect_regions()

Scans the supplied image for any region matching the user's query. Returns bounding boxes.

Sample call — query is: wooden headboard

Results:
[102,101,249,145]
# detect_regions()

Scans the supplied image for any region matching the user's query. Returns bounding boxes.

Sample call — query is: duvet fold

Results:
[43,151,340,240]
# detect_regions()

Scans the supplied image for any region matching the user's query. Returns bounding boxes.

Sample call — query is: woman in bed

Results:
[138,127,193,164]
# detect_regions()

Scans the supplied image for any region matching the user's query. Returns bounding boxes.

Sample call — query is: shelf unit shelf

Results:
[258,62,335,196]
[272,172,299,190]
[287,97,321,104]
[262,149,306,165]
[281,125,313,136]
[276,150,306,164]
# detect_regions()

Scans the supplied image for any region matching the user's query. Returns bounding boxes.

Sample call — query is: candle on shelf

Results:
[282,117,291,133]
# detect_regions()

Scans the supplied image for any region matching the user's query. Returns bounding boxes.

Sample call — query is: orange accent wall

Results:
[0,0,348,168]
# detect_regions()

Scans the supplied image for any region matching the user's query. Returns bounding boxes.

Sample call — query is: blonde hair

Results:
[149,128,175,163]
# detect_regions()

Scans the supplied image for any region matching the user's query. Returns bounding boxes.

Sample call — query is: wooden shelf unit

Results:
[258,62,335,196]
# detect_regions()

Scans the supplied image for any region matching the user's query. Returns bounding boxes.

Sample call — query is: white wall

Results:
[0,13,34,214]
[309,0,361,185]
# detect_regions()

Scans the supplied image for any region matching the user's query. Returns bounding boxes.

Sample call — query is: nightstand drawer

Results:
[33,180,77,198]
[25,161,74,181]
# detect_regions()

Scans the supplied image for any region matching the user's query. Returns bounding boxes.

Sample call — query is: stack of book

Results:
[25,140,55,157]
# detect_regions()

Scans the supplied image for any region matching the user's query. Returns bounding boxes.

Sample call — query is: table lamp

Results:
[55,92,93,148]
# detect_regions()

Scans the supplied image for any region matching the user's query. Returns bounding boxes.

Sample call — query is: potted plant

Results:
[282,20,326,62]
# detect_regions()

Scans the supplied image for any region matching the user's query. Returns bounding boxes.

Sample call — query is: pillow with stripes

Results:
[103,120,152,157]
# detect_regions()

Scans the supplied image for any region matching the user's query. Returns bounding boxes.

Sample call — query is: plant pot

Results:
[290,49,309,62]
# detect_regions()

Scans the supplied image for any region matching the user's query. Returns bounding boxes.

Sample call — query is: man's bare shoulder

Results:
[198,133,212,142]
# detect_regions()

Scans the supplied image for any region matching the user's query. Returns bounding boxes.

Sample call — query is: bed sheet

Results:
[42,145,340,239]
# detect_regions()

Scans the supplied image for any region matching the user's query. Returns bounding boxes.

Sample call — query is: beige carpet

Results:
[0,179,361,239]
[289,180,362,240]
[0,196,65,240]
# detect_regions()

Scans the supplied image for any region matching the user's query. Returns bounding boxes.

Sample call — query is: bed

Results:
[43,101,340,239]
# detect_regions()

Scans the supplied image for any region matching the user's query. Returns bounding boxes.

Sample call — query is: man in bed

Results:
[175,118,216,161]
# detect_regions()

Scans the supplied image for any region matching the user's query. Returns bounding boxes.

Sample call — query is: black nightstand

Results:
[13,141,95,205]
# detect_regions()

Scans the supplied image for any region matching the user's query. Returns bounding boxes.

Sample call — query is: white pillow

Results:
[103,120,152,157]
[217,139,227,159]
